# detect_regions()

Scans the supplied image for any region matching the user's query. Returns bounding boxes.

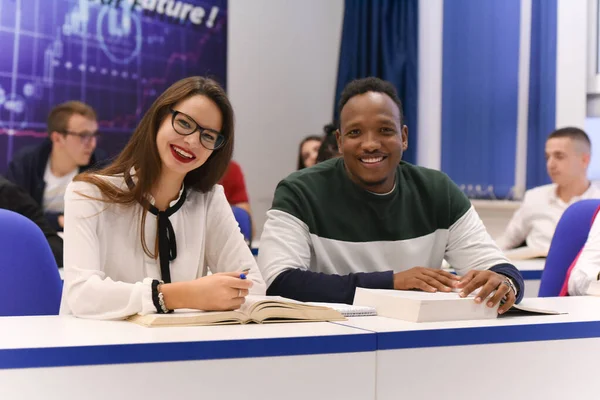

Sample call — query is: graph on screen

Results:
[0,0,227,171]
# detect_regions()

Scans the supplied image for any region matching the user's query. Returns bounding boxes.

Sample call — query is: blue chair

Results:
[0,209,62,315]
[231,206,252,245]
[538,199,600,297]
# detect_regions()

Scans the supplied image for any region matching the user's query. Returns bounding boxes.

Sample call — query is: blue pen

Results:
[239,268,251,280]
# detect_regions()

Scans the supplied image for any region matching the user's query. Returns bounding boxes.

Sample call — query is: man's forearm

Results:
[267,268,394,304]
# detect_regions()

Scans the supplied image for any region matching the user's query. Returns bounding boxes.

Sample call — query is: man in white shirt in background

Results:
[568,210,600,295]
[7,101,104,231]
[497,127,600,256]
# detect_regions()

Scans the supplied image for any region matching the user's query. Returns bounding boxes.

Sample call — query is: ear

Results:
[401,125,409,151]
[49,131,63,145]
[582,152,591,167]
[335,129,343,154]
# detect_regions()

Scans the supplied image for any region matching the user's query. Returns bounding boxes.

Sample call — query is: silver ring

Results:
[501,279,513,297]
[238,289,241,298]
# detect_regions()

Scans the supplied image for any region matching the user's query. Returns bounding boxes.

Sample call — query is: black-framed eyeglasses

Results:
[61,130,99,145]
[169,108,226,150]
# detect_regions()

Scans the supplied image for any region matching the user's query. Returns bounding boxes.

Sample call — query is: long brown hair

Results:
[74,76,234,257]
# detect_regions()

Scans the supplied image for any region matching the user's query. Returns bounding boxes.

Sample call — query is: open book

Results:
[503,246,548,261]
[353,288,563,323]
[129,296,346,327]
[500,301,566,317]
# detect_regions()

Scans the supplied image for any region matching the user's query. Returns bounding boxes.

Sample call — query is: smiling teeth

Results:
[174,146,193,159]
[361,157,383,163]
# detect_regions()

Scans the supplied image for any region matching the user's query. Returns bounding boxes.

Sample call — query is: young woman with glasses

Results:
[60,77,266,319]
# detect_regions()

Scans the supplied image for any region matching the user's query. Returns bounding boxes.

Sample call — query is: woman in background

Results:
[297,135,322,170]
[61,77,265,320]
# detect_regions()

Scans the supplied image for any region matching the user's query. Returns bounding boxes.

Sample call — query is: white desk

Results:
[513,258,545,297]
[0,318,376,400]
[335,296,600,400]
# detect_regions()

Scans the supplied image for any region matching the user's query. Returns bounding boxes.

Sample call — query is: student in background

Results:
[220,160,251,214]
[297,135,322,170]
[60,77,265,320]
[0,175,63,268]
[567,209,600,295]
[219,160,254,242]
[7,101,104,231]
[497,128,600,256]
[258,77,524,313]
[316,123,342,163]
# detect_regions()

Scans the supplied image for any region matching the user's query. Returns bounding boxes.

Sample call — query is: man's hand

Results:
[455,270,516,314]
[58,215,64,228]
[393,267,460,293]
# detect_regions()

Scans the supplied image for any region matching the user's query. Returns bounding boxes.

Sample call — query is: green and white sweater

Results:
[258,158,524,304]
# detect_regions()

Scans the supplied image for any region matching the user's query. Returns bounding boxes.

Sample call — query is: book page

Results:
[359,289,479,301]
[128,309,245,327]
[361,290,563,315]
[238,295,307,316]
[353,288,498,323]
[503,304,566,316]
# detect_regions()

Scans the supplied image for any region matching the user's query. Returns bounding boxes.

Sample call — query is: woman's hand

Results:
[161,271,253,311]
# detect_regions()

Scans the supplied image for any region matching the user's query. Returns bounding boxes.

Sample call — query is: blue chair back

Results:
[231,206,252,245]
[0,209,62,315]
[538,199,600,297]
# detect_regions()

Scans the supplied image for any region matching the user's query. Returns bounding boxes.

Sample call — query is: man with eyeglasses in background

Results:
[7,101,104,231]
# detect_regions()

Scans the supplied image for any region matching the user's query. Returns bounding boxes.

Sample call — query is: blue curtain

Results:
[527,0,557,189]
[441,0,522,199]
[334,0,418,164]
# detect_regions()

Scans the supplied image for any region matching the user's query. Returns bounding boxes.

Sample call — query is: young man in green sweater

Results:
[258,77,523,313]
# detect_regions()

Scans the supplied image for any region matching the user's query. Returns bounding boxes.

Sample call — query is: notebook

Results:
[353,288,563,323]
[307,302,377,317]
[129,295,346,327]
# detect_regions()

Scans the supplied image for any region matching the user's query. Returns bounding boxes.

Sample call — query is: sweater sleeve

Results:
[445,207,525,302]
[267,268,393,304]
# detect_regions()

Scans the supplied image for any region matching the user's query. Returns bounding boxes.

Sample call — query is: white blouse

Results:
[59,174,266,319]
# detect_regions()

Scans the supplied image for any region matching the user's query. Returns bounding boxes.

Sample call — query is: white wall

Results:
[416,0,443,169]
[556,0,587,128]
[584,118,600,181]
[227,0,344,237]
